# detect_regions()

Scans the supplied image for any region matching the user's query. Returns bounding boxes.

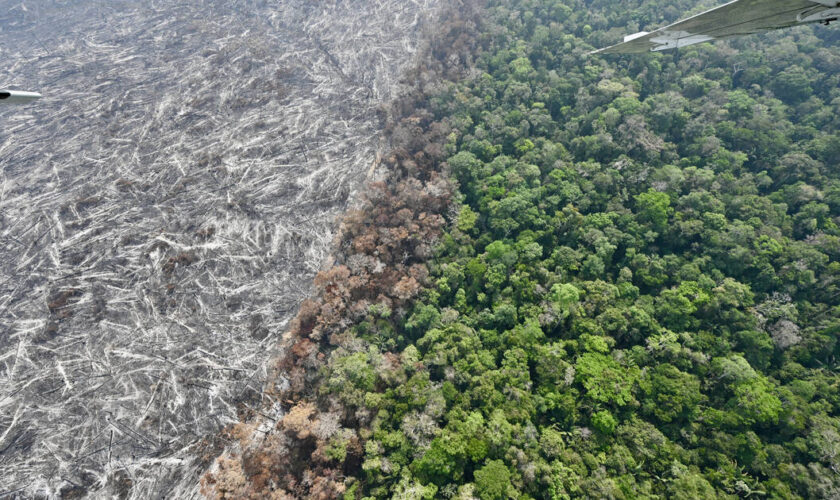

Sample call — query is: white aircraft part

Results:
[810,0,839,7]
[594,0,840,54]
[624,31,650,42]
[798,6,840,21]
[650,32,716,51]
[0,89,42,104]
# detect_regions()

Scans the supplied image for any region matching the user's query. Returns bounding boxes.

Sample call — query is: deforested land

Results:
[0,1,446,497]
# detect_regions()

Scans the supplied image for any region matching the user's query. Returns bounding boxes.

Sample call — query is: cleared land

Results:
[0,0,441,497]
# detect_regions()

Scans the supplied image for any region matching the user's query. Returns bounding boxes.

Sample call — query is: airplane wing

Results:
[594,0,840,54]
[0,89,42,104]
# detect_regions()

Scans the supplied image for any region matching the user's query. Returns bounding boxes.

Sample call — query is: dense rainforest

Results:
[203,0,840,498]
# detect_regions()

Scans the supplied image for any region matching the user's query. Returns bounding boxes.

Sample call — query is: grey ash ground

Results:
[0,1,441,497]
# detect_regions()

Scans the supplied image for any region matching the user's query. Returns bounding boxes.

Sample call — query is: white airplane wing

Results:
[594,0,840,54]
[0,89,42,104]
